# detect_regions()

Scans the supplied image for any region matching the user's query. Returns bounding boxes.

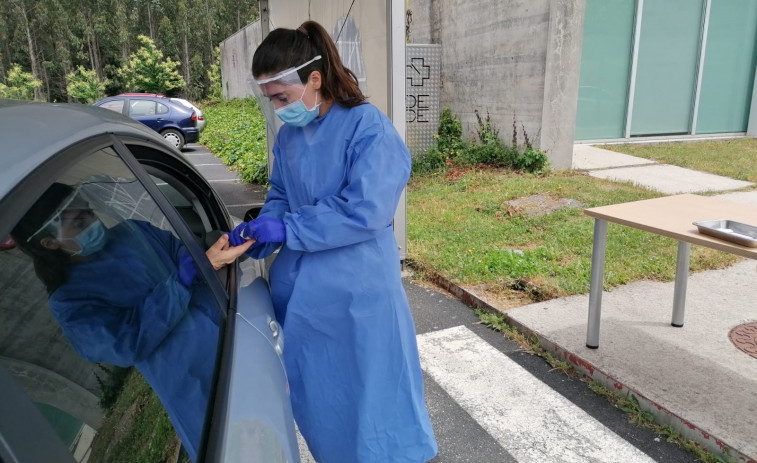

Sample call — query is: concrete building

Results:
[407,0,757,169]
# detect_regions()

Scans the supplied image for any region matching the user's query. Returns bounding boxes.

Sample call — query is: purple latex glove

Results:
[247,216,286,243]
[177,249,197,287]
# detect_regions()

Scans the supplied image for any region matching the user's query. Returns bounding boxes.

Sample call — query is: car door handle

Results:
[267,316,285,355]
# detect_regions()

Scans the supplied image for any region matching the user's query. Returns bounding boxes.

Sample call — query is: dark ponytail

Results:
[10,182,73,294]
[252,20,366,108]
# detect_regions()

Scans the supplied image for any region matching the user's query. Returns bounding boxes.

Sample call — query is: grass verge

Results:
[406,168,740,301]
[600,138,757,183]
[89,368,189,463]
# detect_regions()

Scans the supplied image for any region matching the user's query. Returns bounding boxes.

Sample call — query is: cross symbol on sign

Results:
[406,58,430,87]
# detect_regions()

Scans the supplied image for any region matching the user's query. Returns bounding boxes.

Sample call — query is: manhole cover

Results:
[729,322,757,359]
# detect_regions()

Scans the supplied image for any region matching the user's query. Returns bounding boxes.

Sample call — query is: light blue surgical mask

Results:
[67,220,107,256]
[275,85,321,127]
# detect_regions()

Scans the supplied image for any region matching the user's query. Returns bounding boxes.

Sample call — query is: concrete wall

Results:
[0,249,102,428]
[220,21,264,100]
[407,0,585,169]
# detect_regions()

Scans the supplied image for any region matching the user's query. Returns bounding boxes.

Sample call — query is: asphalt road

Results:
[183,143,700,463]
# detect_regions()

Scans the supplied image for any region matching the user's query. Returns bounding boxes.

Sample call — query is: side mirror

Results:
[243,204,264,222]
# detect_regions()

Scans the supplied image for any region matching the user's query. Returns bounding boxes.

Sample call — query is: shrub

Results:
[412,107,465,174]
[94,364,131,410]
[66,66,108,103]
[119,35,185,94]
[411,108,549,176]
[201,98,269,184]
[0,64,41,100]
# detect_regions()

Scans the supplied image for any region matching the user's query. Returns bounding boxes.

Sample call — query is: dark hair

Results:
[10,183,74,294]
[252,20,366,108]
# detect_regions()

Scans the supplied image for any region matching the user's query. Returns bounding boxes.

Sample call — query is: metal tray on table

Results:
[692,219,757,247]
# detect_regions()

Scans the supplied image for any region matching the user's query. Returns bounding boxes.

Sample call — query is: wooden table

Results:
[584,194,757,348]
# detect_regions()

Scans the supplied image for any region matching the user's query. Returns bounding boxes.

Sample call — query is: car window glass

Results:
[156,103,170,115]
[0,145,220,462]
[100,100,124,113]
[130,100,156,116]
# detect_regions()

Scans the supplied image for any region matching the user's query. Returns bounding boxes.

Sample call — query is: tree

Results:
[119,35,185,94]
[207,47,222,102]
[66,65,108,103]
[0,63,41,100]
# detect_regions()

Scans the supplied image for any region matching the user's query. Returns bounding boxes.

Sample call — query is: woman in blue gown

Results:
[13,182,252,461]
[228,20,438,463]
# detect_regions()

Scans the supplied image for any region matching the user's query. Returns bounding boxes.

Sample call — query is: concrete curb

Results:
[406,260,754,463]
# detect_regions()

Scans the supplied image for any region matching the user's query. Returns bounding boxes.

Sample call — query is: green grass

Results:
[407,168,741,299]
[601,138,757,182]
[89,368,189,463]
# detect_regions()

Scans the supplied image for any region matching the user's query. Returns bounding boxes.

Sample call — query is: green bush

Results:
[0,64,41,100]
[66,66,108,103]
[201,98,269,184]
[412,107,465,174]
[411,108,549,176]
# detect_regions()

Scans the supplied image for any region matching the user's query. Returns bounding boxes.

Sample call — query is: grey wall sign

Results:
[405,44,441,156]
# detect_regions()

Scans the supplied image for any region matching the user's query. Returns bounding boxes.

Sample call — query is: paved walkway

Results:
[496,144,757,462]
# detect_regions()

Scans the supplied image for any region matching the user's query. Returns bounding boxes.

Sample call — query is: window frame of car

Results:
[0,133,234,462]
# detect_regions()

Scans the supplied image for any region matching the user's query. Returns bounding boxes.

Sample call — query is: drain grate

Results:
[729,322,757,360]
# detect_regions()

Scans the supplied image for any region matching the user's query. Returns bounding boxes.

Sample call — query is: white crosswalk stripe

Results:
[417,325,656,463]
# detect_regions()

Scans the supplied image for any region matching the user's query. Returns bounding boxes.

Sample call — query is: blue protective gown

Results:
[249,103,438,462]
[48,220,219,462]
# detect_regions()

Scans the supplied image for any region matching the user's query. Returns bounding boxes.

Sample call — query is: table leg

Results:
[586,219,608,349]
[671,241,691,327]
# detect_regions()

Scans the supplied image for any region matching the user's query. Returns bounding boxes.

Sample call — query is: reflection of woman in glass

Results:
[11,182,251,462]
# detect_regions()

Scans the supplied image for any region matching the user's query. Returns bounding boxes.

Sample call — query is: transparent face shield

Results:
[26,185,101,244]
[26,177,159,245]
[247,55,322,135]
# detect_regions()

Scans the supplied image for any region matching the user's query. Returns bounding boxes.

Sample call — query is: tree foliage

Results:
[66,65,108,103]
[207,47,223,102]
[0,63,41,100]
[120,35,185,94]
[0,0,259,102]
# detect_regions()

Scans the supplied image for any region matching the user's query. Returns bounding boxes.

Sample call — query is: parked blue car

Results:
[0,100,300,463]
[93,94,201,150]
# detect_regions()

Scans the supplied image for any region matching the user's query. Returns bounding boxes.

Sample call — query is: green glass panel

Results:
[575,0,636,140]
[696,0,757,134]
[631,0,704,136]
[36,402,82,446]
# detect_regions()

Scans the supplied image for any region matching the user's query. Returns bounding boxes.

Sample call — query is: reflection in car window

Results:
[1,146,220,462]
[130,100,156,116]
[100,100,124,113]
[157,102,170,115]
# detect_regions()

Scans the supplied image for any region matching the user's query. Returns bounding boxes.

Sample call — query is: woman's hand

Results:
[228,217,286,245]
[206,233,255,270]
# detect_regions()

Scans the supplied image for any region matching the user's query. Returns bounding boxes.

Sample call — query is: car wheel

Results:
[161,129,185,150]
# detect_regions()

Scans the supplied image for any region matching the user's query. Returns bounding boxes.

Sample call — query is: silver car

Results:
[0,100,299,463]
[171,97,207,132]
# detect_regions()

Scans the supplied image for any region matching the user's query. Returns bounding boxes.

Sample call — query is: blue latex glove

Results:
[248,217,286,243]
[177,249,197,287]
[227,222,251,247]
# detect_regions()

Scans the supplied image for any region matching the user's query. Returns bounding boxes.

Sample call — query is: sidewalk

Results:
[458,144,757,462]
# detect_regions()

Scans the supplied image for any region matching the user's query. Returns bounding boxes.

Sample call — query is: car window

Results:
[156,102,170,115]
[100,100,124,113]
[0,145,221,462]
[130,100,156,116]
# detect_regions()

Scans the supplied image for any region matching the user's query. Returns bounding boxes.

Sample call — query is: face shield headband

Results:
[26,186,93,243]
[254,55,322,88]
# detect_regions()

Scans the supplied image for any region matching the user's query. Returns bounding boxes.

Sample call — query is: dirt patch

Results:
[505,194,586,217]
[461,283,534,311]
